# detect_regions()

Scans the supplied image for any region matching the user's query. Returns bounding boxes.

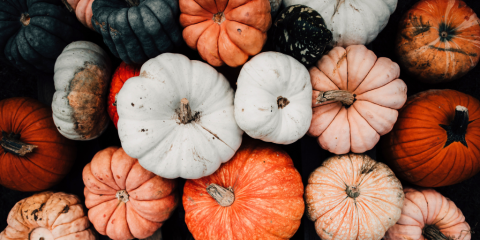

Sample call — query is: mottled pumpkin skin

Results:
[382,89,480,187]
[396,0,480,83]
[183,139,304,240]
[107,62,141,128]
[270,5,332,67]
[0,98,76,192]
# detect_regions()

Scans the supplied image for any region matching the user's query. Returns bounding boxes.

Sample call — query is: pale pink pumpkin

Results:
[384,188,471,240]
[308,45,407,154]
[62,0,95,30]
[83,147,178,240]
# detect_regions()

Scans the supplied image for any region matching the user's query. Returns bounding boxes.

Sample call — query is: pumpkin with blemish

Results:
[305,154,404,240]
[52,41,112,141]
[179,0,272,67]
[0,191,97,240]
[117,53,243,179]
[0,97,76,192]
[396,0,480,83]
[382,89,480,187]
[384,188,471,240]
[183,139,304,240]
[62,0,96,30]
[270,5,332,67]
[234,52,312,144]
[308,45,407,154]
[107,62,141,128]
[83,147,178,240]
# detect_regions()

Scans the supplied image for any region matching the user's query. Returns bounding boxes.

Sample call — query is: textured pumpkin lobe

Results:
[20,13,30,26]
[206,183,234,207]
[1,131,37,157]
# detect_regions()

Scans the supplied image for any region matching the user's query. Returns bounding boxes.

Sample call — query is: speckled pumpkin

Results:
[270,5,332,67]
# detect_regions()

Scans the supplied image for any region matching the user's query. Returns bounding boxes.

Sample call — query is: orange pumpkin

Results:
[107,62,141,128]
[0,97,76,192]
[382,89,480,187]
[183,139,304,239]
[396,0,480,83]
[179,0,272,67]
[83,147,178,240]
[384,188,471,240]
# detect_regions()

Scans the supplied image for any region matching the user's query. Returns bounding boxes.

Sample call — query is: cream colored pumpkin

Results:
[117,53,243,179]
[234,52,312,144]
[52,41,112,141]
[282,0,397,46]
[62,0,95,30]
[305,154,404,240]
[308,45,407,154]
[0,192,97,240]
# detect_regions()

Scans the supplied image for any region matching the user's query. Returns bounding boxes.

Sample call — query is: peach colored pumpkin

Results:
[305,154,404,240]
[83,147,178,240]
[384,188,471,240]
[0,191,97,240]
[308,45,408,154]
[62,0,95,30]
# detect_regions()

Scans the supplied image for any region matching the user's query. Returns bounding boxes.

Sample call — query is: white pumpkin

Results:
[234,52,312,144]
[52,41,111,141]
[282,0,397,46]
[117,53,243,179]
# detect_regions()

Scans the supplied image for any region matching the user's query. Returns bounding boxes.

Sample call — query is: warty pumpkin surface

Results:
[183,139,304,240]
[62,0,95,30]
[382,89,480,187]
[83,147,178,240]
[396,0,480,83]
[305,154,404,240]
[0,97,76,192]
[179,0,272,67]
[0,191,97,240]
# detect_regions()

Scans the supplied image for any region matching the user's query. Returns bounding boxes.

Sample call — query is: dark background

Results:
[1,0,480,239]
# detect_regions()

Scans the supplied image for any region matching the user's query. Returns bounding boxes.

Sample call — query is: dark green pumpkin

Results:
[270,5,332,67]
[92,0,183,64]
[0,0,83,74]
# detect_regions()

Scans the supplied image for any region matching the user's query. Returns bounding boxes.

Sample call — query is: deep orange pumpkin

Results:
[396,0,480,83]
[183,139,304,239]
[0,97,76,191]
[382,89,480,187]
[107,62,141,128]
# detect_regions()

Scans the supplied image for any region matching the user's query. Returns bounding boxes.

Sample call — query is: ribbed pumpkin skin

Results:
[0,98,76,192]
[382,89,480,187]
[63,0,95,30]
[396,0,480,83]
[305,154,404,240]
[384,188,471,240]
[83,147,178,240]
[183,139,304,240]
[107,62,141,128]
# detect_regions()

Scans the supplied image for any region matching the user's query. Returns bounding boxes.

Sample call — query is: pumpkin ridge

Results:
[11,157,49,189]
[24,154,70,175]
[407,152,452,186]
[313,103,342,137]
[356,200,388,234]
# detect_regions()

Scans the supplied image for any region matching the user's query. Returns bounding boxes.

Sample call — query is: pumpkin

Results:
[179,0,272,67]
[382,89,480,187]
[282,0,397,47]
[183,139,304,239]
[52,41,112,141]
[62,0,95,30]
[396,0,480,83]
[107,62,141,128]
[92,0,183,64]
[0,0,83,74]
[269,0,282,18]
[83,146,178,240]
[117,53,243,179]
[270,5,332,67]
[0,97,76,192]
[0,191,97,240]
[308,45,407,154]
[234,52,312,144]
[384,188,471,240]
[305,154,404,240]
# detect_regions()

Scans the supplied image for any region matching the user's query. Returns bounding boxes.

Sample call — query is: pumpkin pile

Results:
[1,0,480,239]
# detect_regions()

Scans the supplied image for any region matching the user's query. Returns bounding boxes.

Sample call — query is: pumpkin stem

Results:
[316,90,355,106]
[277,96,290,109]
[213,12,226,24]
[179,98,193,124]
[441,31,448,38]
[346,185,360,199]
[116,190,129,203]
[61,0,74,12]
[207,183,234,207]
[20,13,30,26]
[1,131,37,157]
[440,105,469,148]
[422,224,453,240]
[125,0,140,7]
